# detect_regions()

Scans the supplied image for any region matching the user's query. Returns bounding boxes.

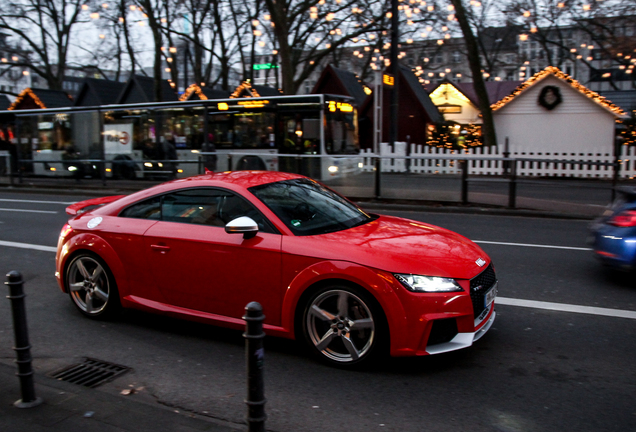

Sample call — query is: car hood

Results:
[283,215,489,280]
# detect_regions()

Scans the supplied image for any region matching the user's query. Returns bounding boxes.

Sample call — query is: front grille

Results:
[470,264,497,319]
[49,358,131,388]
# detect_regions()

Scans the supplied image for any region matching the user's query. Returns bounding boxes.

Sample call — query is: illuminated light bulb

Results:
[169,47,177,53]
[326,12,334,20]
[326,43,331,48]
[119,17,124,22]
[420,32,427,37]
[99,34,105,39]
[259,41,265,47]
[253,30,262,36]
[437,39,444,45]
[426,26,432,32]
[90,12,99,19]
[82,4,89,10]
[165,68,171,72]
[530,27,537,33]
[252,20,259,27]
[310,13,317,19]
[386,12,392,18]
[102,3,108,8]
[557,2,564,7]
[445,68,451,73]
[138,21,144,26]
[129,5,136,10]
[264,14,271,20]
[523,11,530,17]
[407,39,413,43]
[519,34,528,41]
[583,4,590,11]
[167,58,173,63]
[23,71,29,75]
[427,5,434,11]
[442,26,448,31]
[407,20,413,25]
[445,33,451,39]
[448,14,455,20]
[272,50,278,55]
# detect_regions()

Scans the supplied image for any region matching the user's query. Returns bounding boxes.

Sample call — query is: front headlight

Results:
[394,274,463,293]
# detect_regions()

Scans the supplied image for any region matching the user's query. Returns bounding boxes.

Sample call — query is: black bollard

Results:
[243,302,266,432]
[5,271,42,408]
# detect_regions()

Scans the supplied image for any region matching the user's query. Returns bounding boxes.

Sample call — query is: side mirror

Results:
[225,216,258,239]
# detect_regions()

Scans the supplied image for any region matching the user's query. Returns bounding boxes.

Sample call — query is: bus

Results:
[0,93,361,181]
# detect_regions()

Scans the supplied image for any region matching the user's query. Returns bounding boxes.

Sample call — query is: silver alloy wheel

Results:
[306,289,375,363]
[67,255,111,315]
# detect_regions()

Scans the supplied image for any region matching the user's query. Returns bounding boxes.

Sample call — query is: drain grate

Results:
[49,358,131,388]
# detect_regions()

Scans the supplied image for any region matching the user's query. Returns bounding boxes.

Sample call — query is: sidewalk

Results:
[0,362,243,432]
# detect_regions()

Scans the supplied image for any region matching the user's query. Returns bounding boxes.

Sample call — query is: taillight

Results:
[60,223,73,238]
[609,210,636,227]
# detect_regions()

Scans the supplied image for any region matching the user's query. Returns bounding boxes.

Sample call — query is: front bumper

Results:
[426,305,496,355]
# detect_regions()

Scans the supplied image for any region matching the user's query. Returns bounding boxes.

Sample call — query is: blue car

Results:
[591,187,636,271]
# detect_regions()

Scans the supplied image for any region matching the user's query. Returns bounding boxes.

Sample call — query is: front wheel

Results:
[300,285,386,367]
[65,253,120,319]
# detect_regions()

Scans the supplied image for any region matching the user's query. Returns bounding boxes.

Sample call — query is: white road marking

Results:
[0,207,58,214]
[0,240,57,252]
[474,240,592,251]
[0,198,75,205]
[497,297,636,320]
[1,240,633,319]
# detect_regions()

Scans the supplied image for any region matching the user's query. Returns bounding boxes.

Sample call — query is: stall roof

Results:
[9,88,73,110]
[74,78,126,106]
[0,95,11,110]
[311,64,368,106]
[116,75,178,103]
[491,66,627,117]
[180,84,231,101]
[230,81,283,98]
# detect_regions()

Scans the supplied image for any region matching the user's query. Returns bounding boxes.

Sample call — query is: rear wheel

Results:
[65,253,120,319]
[300,285,386,367]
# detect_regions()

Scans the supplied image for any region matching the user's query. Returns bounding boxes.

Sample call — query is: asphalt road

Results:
[0,190,635,432]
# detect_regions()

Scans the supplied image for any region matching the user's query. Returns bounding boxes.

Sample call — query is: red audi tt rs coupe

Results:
[55,171,497,366]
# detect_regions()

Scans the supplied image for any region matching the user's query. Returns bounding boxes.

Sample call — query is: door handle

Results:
[150,244,171,253]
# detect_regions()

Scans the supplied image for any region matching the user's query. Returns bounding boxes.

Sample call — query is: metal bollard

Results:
[5,271,42,408]
[243,302,266,432]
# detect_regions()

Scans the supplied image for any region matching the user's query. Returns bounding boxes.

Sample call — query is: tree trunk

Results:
[450,0,497,147]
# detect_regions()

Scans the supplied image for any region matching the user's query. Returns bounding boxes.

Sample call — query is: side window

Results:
[119,196,162,219]
[122,188,278,234]
[161,189,225,227]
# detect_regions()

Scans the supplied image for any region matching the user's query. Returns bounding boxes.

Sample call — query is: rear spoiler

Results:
[66,195,126,216]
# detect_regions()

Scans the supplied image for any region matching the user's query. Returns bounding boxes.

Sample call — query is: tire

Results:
[299,284,387,367]
[65,253,121,319]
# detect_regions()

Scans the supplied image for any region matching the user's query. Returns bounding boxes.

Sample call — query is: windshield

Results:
[249,179,374,236]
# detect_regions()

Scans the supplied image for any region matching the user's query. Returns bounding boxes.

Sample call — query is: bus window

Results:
[232,112,275,149]
[325,110,359,155]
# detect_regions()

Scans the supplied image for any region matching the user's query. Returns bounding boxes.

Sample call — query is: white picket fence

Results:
[360,143,636,179]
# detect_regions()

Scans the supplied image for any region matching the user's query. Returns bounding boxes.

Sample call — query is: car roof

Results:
[183,170,306,189]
